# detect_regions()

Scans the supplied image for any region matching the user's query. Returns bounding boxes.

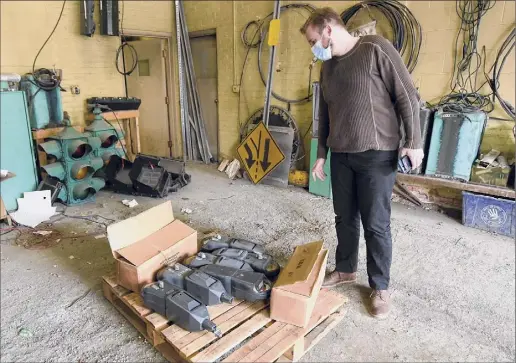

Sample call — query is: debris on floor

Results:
[180,207,192,215]
[17,328,33,338]
[33,230,52,236]
[65,289,91,309]
[217,159,230,172]
[225,159,241,180]
[10,190,57,228]
[122,199,138,208]
[218,158,243,180]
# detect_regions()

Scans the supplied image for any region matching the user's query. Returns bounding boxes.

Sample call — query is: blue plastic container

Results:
[462,191,515,238]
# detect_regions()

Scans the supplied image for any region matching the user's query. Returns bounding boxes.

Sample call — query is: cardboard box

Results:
[270,241,328,327]
[107,200,198,292]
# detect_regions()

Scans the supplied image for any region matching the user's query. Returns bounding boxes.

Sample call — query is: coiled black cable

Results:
[30,68,61,91]
[241,20,262,48]
[115,1,137,77]
[340,0,422,73]
[116,42,138,76]
[437,92,493,114]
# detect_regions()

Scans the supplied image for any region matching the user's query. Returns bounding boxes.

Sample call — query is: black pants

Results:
[330,150,398,290]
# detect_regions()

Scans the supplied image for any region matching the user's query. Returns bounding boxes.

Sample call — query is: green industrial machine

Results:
[308,138,332,199]
[85,105,125,167]
[38,122,105,205]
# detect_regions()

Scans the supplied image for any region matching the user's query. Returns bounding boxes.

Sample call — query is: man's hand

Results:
[401,148,424,170]
[312,158,327,181]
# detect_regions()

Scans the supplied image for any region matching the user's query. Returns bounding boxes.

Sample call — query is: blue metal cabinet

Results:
[0,91,39,211]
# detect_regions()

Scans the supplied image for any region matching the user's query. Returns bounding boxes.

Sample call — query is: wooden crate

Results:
[102,275,348,362]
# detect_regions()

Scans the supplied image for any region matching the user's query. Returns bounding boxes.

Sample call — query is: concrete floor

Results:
[1,163,514,362]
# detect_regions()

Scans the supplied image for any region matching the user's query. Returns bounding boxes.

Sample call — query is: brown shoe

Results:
[322,271,357,288]
[369,290,391,319]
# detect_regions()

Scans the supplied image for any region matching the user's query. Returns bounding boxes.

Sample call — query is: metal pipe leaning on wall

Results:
[262,0,281,128]
[174,0,188,161]
[174,1,212,163]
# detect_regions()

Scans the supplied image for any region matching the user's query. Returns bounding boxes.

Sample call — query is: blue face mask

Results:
[311,39,332,61]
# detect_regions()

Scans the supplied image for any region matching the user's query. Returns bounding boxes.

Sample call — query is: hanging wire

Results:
[340,0,422,73]
[436,0,496,113]
[483,28,515,120]
[30,0,67,92]
[238,3,316,123]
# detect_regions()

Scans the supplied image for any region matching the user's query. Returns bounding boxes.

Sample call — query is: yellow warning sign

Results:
[237,122,285,184]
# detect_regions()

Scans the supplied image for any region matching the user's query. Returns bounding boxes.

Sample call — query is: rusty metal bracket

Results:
[394,182,423,207]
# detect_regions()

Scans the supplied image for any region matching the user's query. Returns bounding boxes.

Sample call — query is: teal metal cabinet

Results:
[0,91,39,211]
[308,138,332,199]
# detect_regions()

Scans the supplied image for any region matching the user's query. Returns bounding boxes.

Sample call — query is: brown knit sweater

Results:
[317,35,422,159]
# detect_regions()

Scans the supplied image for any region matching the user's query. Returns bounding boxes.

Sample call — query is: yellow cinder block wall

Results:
[0,0,179,149]
[1,1,514,166]
[182,0,515,166]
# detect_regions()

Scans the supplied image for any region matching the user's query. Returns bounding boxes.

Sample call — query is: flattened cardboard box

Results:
[270,241,328,327]
[107,201,198,292]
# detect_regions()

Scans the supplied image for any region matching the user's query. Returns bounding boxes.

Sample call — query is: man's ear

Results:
[326,25,332,37]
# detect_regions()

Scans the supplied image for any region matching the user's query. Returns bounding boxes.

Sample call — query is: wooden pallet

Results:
[102,275,348,362]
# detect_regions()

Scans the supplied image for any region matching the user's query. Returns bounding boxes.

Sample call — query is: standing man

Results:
[300,7,423,319]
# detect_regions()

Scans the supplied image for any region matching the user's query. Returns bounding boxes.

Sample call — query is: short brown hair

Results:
[300,7,346,35]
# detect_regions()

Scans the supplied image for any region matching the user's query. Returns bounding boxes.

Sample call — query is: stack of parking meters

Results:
[141,235,281,337]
